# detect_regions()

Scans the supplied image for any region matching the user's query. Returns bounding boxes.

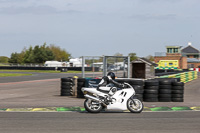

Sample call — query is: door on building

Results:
[132,63,145,78]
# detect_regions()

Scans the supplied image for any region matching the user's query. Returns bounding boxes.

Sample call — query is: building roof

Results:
[187,58,200,63]
[181,45,200,53]
[132,58,157,66]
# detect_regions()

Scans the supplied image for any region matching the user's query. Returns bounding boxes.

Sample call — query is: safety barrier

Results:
[189,68,200,72]
[159,71,198,83]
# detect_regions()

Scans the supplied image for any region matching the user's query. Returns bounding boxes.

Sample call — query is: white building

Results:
[44,61,68,67]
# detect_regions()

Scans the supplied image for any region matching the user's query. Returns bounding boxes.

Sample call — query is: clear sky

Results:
[0,0,200,58]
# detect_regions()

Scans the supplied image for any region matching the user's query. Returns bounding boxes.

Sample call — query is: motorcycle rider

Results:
[97,72,125,95]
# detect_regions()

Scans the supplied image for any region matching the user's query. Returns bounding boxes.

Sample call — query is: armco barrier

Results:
[159,71,198,83]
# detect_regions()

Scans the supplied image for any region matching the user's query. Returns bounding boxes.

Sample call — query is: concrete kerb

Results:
[1,106,200,112]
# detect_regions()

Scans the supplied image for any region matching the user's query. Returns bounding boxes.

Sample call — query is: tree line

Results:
[2,43,71,64]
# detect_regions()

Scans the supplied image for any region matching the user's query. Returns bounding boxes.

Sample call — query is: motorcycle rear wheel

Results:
[84,99,102,113]
[127,98,143,113]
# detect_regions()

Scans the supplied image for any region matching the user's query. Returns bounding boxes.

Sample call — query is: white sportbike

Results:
[81,83,143,113]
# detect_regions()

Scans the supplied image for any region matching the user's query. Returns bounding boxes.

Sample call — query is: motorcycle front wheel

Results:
[84,99,103,113]
[127,98,143,113]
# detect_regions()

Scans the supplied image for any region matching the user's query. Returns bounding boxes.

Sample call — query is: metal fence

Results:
[81,56,130,78]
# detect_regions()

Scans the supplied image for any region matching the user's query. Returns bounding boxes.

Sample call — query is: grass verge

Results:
[0,73,32,77]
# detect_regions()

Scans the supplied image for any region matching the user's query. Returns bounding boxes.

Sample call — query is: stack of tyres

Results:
[144,80,159,102]
[61,77,74,96]
[129,80,144,102]
[77,78,86,98]
[171,82,184,102]
[158,79,172,102]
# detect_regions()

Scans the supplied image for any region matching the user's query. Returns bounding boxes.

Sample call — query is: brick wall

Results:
[166,53,182,57]
[180,57,187,69]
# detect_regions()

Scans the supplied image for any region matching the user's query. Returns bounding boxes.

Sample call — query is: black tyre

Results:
[60,93,71,96]
[77,92,83,96]
[61,86,72,90]
[134,89,144,94]
[159,98,171,102]
[132,85,144,90]
[159,85,172,89]
[78,78,86,82]
[78,82,85,87]
[129,80,144,86]
[84,99,102,113]
[159,94,171,98]
[144,94,158,98]
[61,78,74,82]
[172,86,184,90]
[144,86,159,90]
[143,98,158,102]
[145,80,159,86]
[172,82,184,86]
[77,86,83,91]
[127,98,143,113]
[172,78,181,82]
[159,80,171,85]
[61,89,71,93]
[159,89,171,94]
[171,90,184,94]
[61,82,73,87]
[144,89,158,94]
[172,94,184,98]
[135,94,143,101]
[171,98,184,102]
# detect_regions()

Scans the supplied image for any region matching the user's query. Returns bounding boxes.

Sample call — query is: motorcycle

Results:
[81,82,143,113]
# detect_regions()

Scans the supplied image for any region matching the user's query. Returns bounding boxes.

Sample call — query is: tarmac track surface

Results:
[0,111,199,133]
[0,72,82,83]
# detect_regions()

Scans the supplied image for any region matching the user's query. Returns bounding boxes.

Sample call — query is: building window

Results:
[168,48,172,53]
[194,55,199,58]
[174,48,178,53]
[167,48,170,53]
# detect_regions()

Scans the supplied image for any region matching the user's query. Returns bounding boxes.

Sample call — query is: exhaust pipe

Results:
[84,94,107,107]
[84,94,101,102]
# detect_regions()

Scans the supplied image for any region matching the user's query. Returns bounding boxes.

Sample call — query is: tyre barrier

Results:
[77,78,86,98]
[61,77,185,102]
[171,82,184,102]
[159,71,198,83]
[144,80,159,102]
[60,77,75,96]
[143,78,184,102]
[158,79,172,102]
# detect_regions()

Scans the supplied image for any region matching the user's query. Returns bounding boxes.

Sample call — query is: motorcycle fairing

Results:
[107,88,134,111]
